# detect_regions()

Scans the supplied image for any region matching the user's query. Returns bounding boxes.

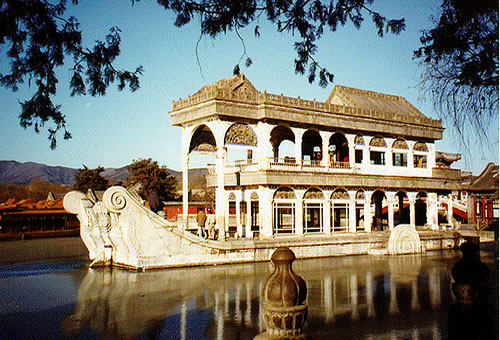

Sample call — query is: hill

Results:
[0,160,207,189]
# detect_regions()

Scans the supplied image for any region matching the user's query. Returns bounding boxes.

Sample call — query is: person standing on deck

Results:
[196,208,207,239]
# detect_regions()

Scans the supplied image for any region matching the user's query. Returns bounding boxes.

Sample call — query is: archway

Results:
[270,125,295,161]
[415,192,428,226]
[302,129,322,165]
[395,191,410,225]
[371,190,387,231]
[329,133,349,166]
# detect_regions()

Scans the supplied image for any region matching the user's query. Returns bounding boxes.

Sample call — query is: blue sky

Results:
[0,0,497,175]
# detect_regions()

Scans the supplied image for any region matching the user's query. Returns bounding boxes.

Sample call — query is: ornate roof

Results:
[327,85,430,122]
[467,163,499,192]
[192,74,259,98]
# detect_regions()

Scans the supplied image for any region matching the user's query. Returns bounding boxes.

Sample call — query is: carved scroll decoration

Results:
[331,189,350,200]
[224,123,258,146]
[413,142,428,152]
[369,136,387,147]
[392,139,408,149]
[303,188,324,200]
[274,187,296,200]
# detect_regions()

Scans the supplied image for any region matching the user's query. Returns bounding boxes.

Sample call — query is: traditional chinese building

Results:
[465,162,499,229]
[170,74,463,239]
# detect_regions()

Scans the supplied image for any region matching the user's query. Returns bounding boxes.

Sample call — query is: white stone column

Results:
[260,187,273,237]
[364,200,372,232]
[181,152,189,230]
[320,131,330,167]
[346,134,356,168]
[349,198,356,233]
[255,122,273,160]
[236,194,242,238]
[293,128,305,162]
[386,192,396,231]
[216,147,226,239]
[385,137,395,170]
[246,200,252,238]
[296,197,304,235]
[324,199,331,233]
[408,192,417,227]
[427,192,439,230]
[447,195,454,227]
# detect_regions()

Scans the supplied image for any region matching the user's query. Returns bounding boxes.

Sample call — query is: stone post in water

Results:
[255,247,308,339]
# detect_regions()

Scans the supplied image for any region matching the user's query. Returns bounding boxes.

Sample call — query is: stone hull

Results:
[64,186,461,270]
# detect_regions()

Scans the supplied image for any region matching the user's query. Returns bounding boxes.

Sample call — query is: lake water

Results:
[0,238,497,339]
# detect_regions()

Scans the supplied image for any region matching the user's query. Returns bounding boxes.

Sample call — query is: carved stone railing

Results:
[172,87,442,128]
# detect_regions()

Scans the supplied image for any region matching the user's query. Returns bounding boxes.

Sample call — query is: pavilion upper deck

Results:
[170,74,444,140]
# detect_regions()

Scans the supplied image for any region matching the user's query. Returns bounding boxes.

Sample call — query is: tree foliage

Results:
[414,0,498,141]
[73,165,109,192]
[0,0,143,149]
[1,0,404,148]
[125,158,178,202]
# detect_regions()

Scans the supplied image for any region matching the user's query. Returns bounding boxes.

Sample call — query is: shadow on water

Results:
[0,247,497,339]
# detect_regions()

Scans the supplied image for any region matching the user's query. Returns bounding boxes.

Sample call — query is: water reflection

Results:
[62,251,464,339]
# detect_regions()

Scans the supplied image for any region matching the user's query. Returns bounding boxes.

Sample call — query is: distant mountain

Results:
[0,160,208,189]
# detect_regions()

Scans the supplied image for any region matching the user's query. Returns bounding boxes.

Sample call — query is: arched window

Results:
[228,192,237,236]
[273,187,296,234]
[354,135,364,164]
[413,142,428,168]
[416,192,427,226]
[331,189,349,232]
[224,123,258,163]
[395,191,410,225]
[303,188,324,233]
[369,137,386,165]
[392,139,408,167]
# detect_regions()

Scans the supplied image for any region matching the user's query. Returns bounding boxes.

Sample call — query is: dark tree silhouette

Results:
[1,0,404,148]
[125,158,178,202]
[414,0,498,142]
[74,165,109,192]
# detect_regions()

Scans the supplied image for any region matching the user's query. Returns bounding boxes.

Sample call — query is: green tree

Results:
[414,0,498,142]
[1,0,404,148]
[125,158,178,202]
[73,165,109,192]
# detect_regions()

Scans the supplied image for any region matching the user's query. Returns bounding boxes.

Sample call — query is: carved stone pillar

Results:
[181,152,189,230]
[408,192,417,227]
[216,147,226,239]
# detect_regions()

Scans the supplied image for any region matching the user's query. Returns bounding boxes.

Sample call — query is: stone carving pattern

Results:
[355,190,366,200]
[331,190,350,200]
[304,189,324,200]
[413,142,428,152]
[224,123,257,146]
[228,192,236,201]
[250,192,259,200]
[354,135,365,145]
[392,139,408,149]
[274,188,296,200]
[387,224,422,255]
[369,137,387,147]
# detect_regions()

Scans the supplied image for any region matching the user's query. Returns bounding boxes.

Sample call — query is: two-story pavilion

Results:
[170,74,462,239]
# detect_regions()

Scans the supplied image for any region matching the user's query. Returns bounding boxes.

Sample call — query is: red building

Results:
[466,163,499,230]
[0,194,79,239]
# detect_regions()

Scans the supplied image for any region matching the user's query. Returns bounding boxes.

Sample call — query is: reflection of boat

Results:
[60,253,457,339]
[64,186,461,270]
